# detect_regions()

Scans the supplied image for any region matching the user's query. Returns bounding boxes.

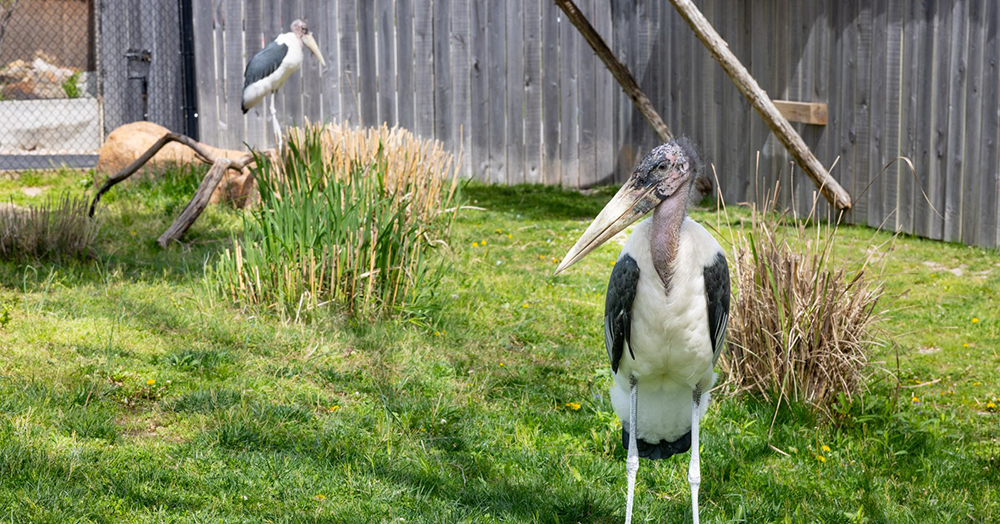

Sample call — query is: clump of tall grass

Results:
[209,123,461,320]
[0,195,98,260]
[720,184,888,410]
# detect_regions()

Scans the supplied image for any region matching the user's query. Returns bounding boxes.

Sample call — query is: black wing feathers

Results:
[604,255,640,373]
[703,252,730,363]
[243,40,288,90]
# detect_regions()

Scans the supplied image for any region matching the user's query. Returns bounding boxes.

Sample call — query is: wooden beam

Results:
[668,0,852,210]
[772,100,828,125]
[554,0,673,143]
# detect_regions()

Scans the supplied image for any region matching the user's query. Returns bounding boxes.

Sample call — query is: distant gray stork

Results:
[242,19,326,147]
[556,138,730,524]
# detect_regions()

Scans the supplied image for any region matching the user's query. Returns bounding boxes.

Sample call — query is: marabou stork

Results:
[555,138,730,524]
[242,19,326,147]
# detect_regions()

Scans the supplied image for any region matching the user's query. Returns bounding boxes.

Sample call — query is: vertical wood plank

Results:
[506,0,524,184]
[470,0,490,180]
[905,0,934,237]
[281,0,304,127]
[192,0,219,146]
[944,0,968,242]
[854,0,873,225]
[961,0,985,245]
[807,0,832,220]
[523,0,542,184]
[339,0,359,126]
[612,0,634,182]
[559,1,580,187]
[225,0,245,148]
[775,0,792,211]
[542,0,561,185]
[434,0,453,147]
[452,0,471,177]
[377,0,397,127]
[697,0,715,182]
[396,0,415,130]
[927,0,953,240]
[319,0,340,122]
[243,0,266,148]
[883,0,903,232]
[301,0,323,124]
[748,1,774,206]
[866,0,888,228]
[577,0,597,188]
[357,0,378,126]
[487,1,507,183]
[413,0,434,137]
[832,0,857,224]
[978,0,1000,247]
[594,0,614,185]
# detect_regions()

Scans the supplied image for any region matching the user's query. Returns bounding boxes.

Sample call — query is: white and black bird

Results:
[555,139,730,524]
[242,19,326,147]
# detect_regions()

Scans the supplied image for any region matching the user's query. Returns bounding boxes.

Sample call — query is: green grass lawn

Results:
[0,168,998,523]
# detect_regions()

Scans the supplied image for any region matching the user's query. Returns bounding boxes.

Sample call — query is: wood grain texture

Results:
[395,0,414,130]
[559,0,580,187]
[225,0,246,149]
[319,0,340,122]
[469,0,489,180]
[192,0,220,146]
[505,0,525,184]
[523,0,542,184]
[357,0,378,126]
[542,0,561,185]
[487,1,507,184]
[339,0,359,125]
[377,0,397,126]
[413,0,434,137]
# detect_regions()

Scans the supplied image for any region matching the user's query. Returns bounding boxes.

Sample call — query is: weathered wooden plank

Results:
[577,0,597,187]
[748,1,774,206]
[776,0,793,212]
[961,0,985,245]
[542,0,561,185]
[978,0,1000,247]
[883,0,903,232]
[909,0,935,237]
[853,0,872,225]
[319,0,340,122]
[281,0,304,128]
[301,0,323,124]
[806,0,831,221]
[831,0,857,224]
[487,1,507,183]
[943,0,968,242]
[192,0,219,146]
[593,0,614,185]
[434,0,453,147]
[469,0,489,180]
[559,0,580,187]
[396,0,414,130]
[452,0,471,177]
[506,0,525,184]
[866,0,887,228]
[376,0,397,127]
[225,0,245,149]
[357,0,378,126]
[926,0,953,240]
[243,0,266,148]
[772,101,828,125]
[339,0,359,126]
[413,0,434,137]
[523,0,542,184]
[696,0,714,179]
[612,0,634,182]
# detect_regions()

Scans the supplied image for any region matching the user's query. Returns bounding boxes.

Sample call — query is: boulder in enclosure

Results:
[96,122,257,207]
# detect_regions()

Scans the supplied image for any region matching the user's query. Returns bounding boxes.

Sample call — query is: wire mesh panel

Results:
[0,0,192,171]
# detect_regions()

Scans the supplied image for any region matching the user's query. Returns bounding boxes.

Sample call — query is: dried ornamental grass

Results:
[0,195,98,260]
[720,190,888,409]
[210,123,461,321]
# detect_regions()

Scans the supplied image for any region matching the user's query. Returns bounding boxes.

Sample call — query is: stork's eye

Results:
[656,162,668,171]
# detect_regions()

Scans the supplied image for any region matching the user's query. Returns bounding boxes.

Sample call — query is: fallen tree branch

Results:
[157,157,232,248]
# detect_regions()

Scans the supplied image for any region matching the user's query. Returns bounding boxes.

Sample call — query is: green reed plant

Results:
[210,123,460,321]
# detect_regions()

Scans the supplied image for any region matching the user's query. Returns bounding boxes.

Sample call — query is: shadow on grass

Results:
[463,183,617,221]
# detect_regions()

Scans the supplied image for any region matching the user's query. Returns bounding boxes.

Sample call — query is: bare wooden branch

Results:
[554,0,673,142]
[157,158,232,248]
[668,0,853,210]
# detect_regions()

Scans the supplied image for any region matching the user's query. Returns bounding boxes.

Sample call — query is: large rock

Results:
[96,122,257,207]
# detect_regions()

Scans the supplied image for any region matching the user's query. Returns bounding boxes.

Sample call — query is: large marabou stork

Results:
[555,139,730,524]
[242,19,326,147]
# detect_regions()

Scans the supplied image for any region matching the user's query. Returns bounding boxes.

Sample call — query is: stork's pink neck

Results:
[650,182,690,292]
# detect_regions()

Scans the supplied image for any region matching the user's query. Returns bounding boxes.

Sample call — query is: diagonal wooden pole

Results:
[667,0,852,209]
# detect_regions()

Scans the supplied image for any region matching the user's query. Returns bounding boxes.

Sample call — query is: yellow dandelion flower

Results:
[472,242,479,248]
[964,343,970,347]
[522,303,529,308]
[499,362,505,367]
[911,396,920,403]
[146,379,155,386]
[972,317,979,323]
[820,445,831,452]
[495,228,502,234]
[329,406,340,412]
[314,494,326,501]
[817,455,827,463]
[973,381,982,386]
[434,331,441,337]
[552,258,558,263]
[565,402,582,411]
[986,402,997,410]
[508,234,513,239]
[610,260,616,266]
[481,240,487,246]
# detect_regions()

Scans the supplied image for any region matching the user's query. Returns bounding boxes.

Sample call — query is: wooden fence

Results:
[191,0,1000,248]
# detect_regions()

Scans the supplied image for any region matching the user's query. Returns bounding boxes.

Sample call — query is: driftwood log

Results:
[89,131,268,248]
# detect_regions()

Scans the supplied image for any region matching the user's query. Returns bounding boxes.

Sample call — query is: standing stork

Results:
[555,138,729,524]
[242,19,327,148]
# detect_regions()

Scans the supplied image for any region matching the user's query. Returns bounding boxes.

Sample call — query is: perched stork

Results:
[555,138,730,524]
[242,19,326,147]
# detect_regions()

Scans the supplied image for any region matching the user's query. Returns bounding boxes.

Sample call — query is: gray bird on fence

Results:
[242,19,326,148]
[556,138,730,524]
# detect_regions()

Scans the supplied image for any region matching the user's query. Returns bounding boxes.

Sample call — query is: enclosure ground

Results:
[0,169,997,522]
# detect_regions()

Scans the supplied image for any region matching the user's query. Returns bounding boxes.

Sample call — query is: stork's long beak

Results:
[302,34,327,67]
[554,182,662,275]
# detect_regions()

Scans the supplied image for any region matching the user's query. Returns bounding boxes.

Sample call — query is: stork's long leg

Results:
[689,389,703,524]
[269,95,283,150]
[624,375,639,524]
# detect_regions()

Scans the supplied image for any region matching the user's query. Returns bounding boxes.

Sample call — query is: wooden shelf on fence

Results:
[772,101,828,126]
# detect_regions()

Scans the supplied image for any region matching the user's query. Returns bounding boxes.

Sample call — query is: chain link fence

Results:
[0,0,194,171]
